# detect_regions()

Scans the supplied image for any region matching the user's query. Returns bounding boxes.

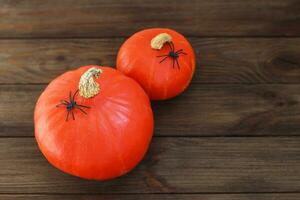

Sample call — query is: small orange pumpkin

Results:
[117,28,196,100]
[34,65,154,180]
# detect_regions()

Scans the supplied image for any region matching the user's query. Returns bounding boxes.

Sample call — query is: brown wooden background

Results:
[1,0,300,199]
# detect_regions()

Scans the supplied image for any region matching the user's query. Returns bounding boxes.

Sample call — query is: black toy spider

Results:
[157,42,187,69]
[56,90,90,121]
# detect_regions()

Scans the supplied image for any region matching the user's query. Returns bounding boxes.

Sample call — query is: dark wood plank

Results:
[1,84,300,137]
[0,39,120,84]
[1,38,300,84]
[1,194,300,200]
[0,137,299,193]
[0,0,299,37]
[0,194,198,200]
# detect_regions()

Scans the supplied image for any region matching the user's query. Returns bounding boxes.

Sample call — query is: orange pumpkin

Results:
[117,28,196,100]
[34,66,154,180]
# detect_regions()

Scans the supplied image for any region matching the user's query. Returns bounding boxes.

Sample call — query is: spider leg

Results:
[175,58,180,69]
[175,49,183,53]
[75,105,88,114]
[157,54,169,57]
[66,110,70,121]
[159,56,169,63]
[177,52,187,55]
[61,100,69,104]
[69,91,72,102]
[170,42,175,51]
[76,104,91,109]
[167,42,173,51]
[56,100,69,107]
[71,110,75,120]
[72,90,79,101]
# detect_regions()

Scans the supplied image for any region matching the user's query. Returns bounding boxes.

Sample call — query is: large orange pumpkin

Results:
[117,28,196,100]
[34,65,154,180]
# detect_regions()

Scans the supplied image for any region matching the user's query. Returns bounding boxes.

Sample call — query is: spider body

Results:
[169,51,179,58]
[56,90,90,121]
[157,42,187,69]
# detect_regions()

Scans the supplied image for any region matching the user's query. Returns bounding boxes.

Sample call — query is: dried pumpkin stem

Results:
[79,67,102,98]
[150,33,172,50]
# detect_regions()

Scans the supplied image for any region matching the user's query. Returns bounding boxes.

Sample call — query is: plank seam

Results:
[3,83,300,86]
[1,36,300,40]
[1,135,300,138]
[0,192,299,195]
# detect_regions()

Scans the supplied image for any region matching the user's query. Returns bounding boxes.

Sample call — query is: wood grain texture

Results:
[1,84,300,137]
[0,194,200,200]
[1,0,300,198]
[0,0,300,37]
[0,137,300,193]
[1,194,300,200]
[1,38,300,84]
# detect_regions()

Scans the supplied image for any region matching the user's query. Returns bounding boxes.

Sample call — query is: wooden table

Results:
[1,1,300,199]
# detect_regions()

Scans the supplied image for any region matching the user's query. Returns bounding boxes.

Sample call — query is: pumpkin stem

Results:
[151,33,172,50]
[79,67,102,98]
